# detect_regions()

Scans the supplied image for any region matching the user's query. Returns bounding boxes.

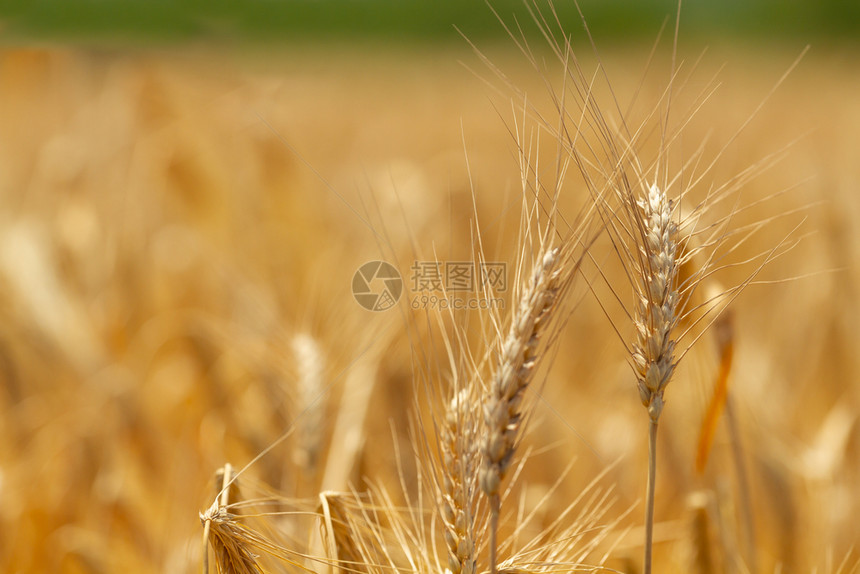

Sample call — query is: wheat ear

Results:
[441,388,479,574]
[480,246,563,574]
[632,183,680,424]
[201,463,264,574]
[630,183,680,574]
[291,333,325,477]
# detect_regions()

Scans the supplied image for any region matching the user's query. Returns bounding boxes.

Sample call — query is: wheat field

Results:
[0,8,858,573]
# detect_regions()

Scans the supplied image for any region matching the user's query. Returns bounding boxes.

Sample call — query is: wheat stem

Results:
[202,518,211,574]
[489,493,500,574]
[644,420,658,574]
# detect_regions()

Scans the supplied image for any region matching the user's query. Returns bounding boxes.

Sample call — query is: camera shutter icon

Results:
[352,261,403,312]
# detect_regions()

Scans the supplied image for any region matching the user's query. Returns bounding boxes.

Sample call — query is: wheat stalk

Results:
[316,485,437,574]
[319,491,367,574]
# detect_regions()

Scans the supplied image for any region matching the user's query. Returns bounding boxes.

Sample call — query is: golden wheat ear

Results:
[291,333,327,483]
[200,463,326,574]
[478,237,595,574]
[439,386,480,574]
[201,463,265,574]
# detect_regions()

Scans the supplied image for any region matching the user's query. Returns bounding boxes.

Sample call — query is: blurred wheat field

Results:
[0,35,858,574]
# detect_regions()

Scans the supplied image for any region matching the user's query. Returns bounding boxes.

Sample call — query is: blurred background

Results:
[0,0,859,46]
[0,1,857,573]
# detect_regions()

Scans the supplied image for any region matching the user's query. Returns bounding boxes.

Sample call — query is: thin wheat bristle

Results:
[441,389,479,574]
[480,246,563,500]
[632,183,680,423]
